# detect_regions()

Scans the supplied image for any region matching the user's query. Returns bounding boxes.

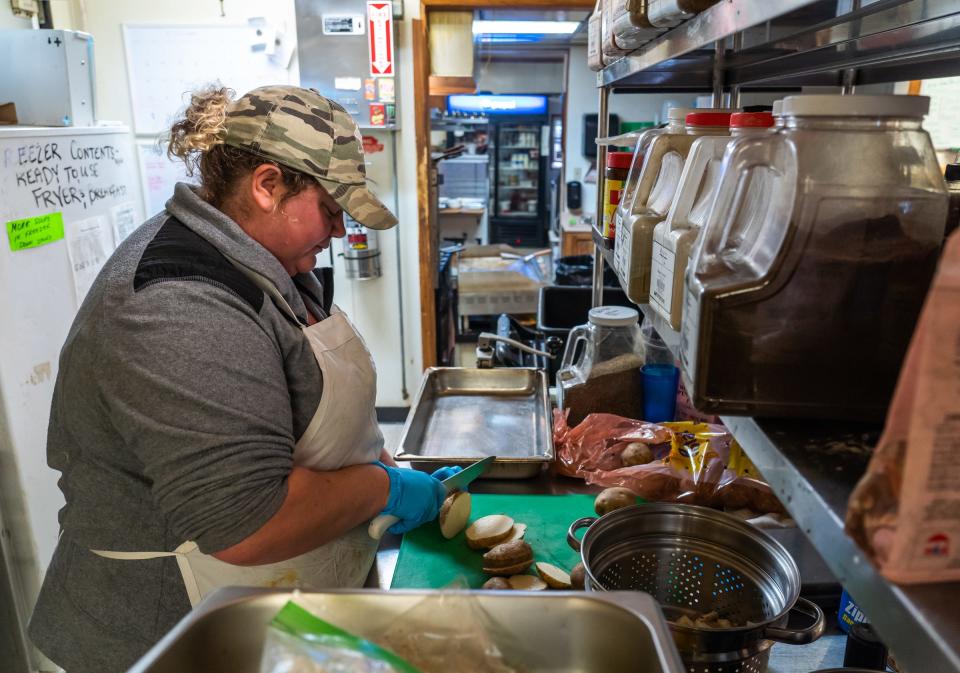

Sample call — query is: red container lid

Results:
[730,111,774,128]
[685,111,732,127]
[606,151,633,169]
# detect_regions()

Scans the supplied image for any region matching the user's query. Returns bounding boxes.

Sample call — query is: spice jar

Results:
[558,306,645,425]
[683,94,947,419]
[650,111,772,330]
[602,151,632,239]
[614,110,731,302]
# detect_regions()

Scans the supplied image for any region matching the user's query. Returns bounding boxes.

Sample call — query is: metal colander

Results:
[568,504,824,673]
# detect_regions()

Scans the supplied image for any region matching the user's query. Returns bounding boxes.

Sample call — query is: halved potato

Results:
[507,575,547,591]
[502,522,527,544]
[483,561,532,577]
[482,540,533,576]
[438,491,471,539]
[465,514,515,550]
[482,577,511,590]
[534,562,572,589]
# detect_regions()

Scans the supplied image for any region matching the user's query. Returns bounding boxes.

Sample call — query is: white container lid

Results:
[782,94,930,118]
[666,106,734,121]
[667,107,696,122]
[772,99,783,117]
[588,306,639,326]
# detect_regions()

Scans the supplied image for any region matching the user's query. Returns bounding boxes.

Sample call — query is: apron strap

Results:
[93,542,203,607]
[221,254,306,327]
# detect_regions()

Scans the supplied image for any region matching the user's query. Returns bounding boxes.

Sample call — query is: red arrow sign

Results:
[367,1,393,77]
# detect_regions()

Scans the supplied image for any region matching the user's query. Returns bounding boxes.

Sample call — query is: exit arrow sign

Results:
[367,1,394,77]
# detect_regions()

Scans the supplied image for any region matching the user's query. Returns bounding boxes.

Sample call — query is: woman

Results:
[29,85,449,673]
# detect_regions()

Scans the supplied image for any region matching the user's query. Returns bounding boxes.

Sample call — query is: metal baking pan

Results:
[394,367,553,479]
[127,587,685,673]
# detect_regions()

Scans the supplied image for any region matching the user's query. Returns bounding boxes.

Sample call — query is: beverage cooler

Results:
[490,118,548,246]
[448,95,549,247]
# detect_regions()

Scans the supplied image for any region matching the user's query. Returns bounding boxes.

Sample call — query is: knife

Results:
[368,456,496,540]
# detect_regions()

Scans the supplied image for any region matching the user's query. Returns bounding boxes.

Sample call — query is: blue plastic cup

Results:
[641,364,680,423]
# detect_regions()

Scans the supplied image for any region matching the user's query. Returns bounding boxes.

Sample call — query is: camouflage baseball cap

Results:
[222,85,397,230]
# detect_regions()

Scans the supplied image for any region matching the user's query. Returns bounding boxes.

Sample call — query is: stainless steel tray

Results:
[127,587,685,673]
[394,367,553,479]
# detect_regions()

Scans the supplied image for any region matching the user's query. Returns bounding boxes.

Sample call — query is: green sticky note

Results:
[6,212,65,251]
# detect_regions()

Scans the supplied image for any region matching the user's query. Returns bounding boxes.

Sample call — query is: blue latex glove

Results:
[430,465,463,482]
[375,463,446,534]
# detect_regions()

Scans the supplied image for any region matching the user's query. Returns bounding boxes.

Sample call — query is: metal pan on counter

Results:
[127,587,686,673]
[393,367,553,479]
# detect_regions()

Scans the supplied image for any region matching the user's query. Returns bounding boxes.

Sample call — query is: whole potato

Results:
[621,442,654,467]
[570,562,586,590]
[594,487,637,515]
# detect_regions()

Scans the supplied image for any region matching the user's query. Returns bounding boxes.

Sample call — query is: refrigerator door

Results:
[494,120,543,219]
[491,119,548,246]
[0,125,145,669]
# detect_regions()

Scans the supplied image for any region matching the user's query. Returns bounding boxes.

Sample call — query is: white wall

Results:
[0,2,32,29]
[0,1,81,28]
[393,9,425,404]
[476,59,565,94]
[62,0,299,123]
[564,45,698,217]
[8,0,422,408]
[329,122,422,407]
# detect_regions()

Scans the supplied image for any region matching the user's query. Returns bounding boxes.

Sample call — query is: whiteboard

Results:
[123,23,292,135]
[136,140,196,218]
[921,76,960,150]
[0,126,145,581]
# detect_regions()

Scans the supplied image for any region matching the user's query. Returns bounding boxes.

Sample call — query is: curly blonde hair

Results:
[166,84,313,208]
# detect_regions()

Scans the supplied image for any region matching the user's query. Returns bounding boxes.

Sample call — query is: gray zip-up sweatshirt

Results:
[29,183,328,673]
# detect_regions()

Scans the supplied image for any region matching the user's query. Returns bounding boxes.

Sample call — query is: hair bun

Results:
[166,85,235,175]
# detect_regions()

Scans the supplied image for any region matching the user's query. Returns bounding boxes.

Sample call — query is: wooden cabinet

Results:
[561,227,595,257]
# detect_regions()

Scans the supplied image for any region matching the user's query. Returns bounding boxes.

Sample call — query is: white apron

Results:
[94,263,384,607]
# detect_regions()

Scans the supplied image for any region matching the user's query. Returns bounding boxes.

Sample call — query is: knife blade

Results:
[368,456,496,540]
[440,455,495,493]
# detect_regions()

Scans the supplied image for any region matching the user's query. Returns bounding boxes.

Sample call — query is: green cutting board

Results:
[391,494,598,589]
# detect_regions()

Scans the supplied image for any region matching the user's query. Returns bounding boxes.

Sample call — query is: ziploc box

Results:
[838,589,868,633]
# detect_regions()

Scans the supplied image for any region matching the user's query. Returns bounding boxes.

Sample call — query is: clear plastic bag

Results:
[270,590,529,673]
[372,590,526,673]
[260,601,421,673]
[553,409,784,513]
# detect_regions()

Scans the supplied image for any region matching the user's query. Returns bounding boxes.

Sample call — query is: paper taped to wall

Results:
[111,202,139,246]
[66,214,113,305]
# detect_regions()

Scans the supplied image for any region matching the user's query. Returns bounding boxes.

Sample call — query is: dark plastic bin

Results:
[554,255,620,288]
[537,285,638,340]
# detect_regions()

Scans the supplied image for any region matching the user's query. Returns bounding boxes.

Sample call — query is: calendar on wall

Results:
[122,23,293,136]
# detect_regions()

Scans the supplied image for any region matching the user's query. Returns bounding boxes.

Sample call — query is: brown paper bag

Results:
[846,230,960,584]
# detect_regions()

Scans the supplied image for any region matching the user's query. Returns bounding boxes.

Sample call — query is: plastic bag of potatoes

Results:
[552,410,783,514]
